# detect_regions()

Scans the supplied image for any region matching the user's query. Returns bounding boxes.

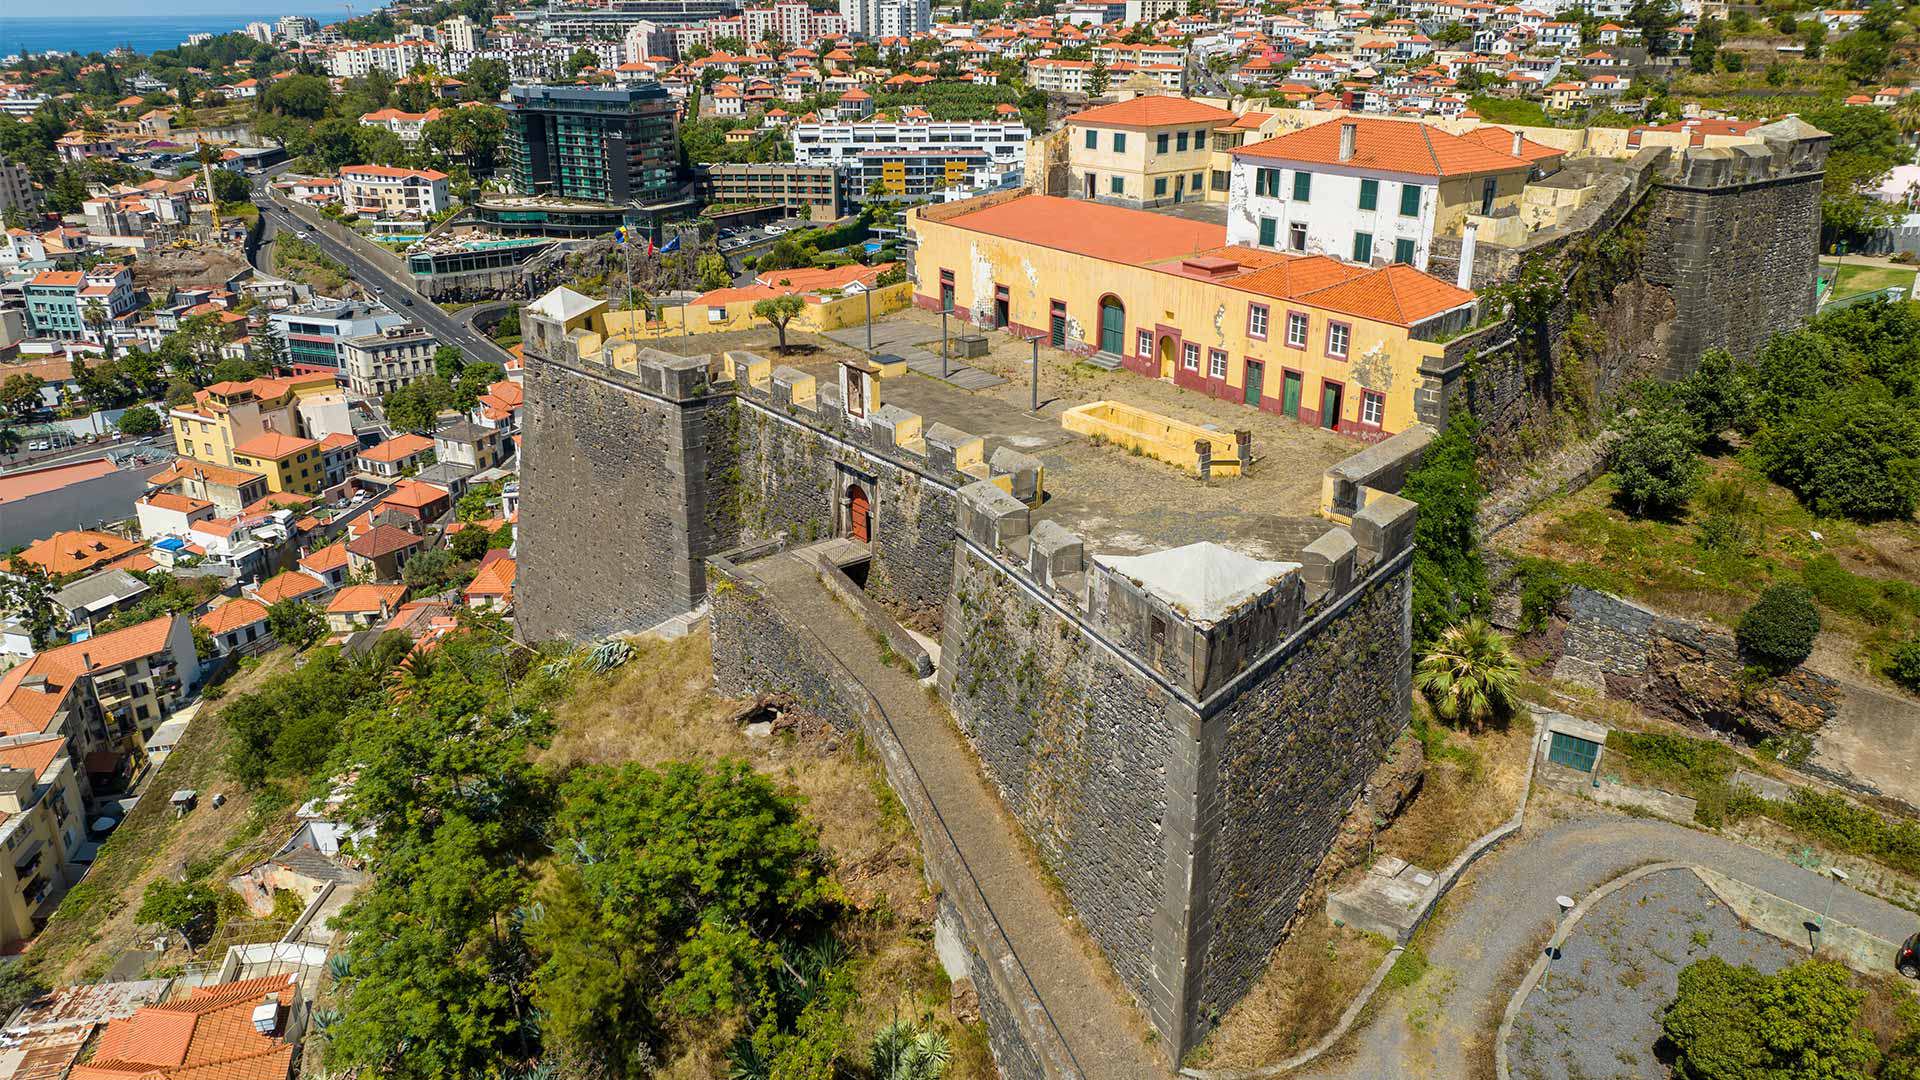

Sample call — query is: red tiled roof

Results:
[299,541,348,575]
[1457,125,1565,164]
[75,973,296,1080]
[935,194,1224,266]
[464,551,516,599]
[0,458,118,504]
[357,434,433,464]
[15,530,142,577]
[253,571,327,604]
[198,598,269,635]
[1065,96,1239,128]
[347,524,422,560]
[1235,116,1530,176]
[232,432,318,461]
[327,583,408,614]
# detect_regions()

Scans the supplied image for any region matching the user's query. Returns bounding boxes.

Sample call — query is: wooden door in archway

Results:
[848,484,871,543]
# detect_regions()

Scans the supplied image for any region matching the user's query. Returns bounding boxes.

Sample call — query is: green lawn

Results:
[1819,260,1915,300]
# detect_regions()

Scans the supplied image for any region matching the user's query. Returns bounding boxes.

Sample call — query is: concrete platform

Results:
[1328,857,1439,943]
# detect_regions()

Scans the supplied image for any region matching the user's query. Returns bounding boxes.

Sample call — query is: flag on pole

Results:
[645,236,657,256]
[614,226,629,245]
[661,235,681,254]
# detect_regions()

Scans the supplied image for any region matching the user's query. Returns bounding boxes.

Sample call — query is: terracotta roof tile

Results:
[1066,97,1239,127]
[1235,116,1530,176]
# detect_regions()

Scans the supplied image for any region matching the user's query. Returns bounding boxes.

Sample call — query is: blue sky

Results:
[20,1,345,16]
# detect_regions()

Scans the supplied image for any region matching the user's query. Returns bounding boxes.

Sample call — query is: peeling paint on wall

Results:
[1350,342,1392,392]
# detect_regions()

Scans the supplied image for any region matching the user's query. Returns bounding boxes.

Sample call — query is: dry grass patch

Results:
[1187,916,1393,1070]
[1377,709,1535,872]
[544,633,988,1079]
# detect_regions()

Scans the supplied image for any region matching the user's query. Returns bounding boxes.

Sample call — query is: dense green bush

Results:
[1611,408,1705,518]
[1755,385,1920,522]
[1663,957,1878,1080]
[1891,637,1920,693]
[1401,415,1488,648]
[1737,583,1822,671]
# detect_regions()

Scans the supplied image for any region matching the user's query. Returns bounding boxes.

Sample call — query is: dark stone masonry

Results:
[518,295,1420,1068]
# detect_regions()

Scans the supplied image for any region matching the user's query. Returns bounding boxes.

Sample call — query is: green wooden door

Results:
[1244,361,1263,406]
[1099,300,1125,355]
[1320,382,1341,429]
[1282,371,1301,417]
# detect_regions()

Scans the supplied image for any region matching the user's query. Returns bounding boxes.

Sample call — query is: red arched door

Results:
[848,484,870,543]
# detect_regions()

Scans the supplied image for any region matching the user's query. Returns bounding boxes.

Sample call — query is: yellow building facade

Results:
[231,432,325,496]
[909,192,1478,438]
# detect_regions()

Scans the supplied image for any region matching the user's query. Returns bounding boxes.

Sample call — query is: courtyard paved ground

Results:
[1503,868,1798,1080]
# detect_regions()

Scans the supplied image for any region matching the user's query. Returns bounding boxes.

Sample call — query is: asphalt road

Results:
[249,177,517,369]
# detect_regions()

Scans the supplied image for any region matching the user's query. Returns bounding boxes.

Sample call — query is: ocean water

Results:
[0,12,346,59]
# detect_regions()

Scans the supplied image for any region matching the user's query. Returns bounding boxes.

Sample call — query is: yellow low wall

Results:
[1062,400,1242,477]
[594,281,914,342]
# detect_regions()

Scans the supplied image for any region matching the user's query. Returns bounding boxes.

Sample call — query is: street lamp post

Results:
[1545,894,1576,992]
[1817,866,1849,935]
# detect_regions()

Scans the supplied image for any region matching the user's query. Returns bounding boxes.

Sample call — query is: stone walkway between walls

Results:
[751,550,1169,1080]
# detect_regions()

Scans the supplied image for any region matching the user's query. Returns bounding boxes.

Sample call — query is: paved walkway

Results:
[751,550,1166,1080]
[1299,812,1919,1080]
[825,322,1007,390]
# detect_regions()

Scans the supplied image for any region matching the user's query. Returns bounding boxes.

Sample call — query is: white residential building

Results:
[339,165,451,217]
[839,0,931,37]
[359,107,445,145]
[792,116,1029,190]
[245,21,274,43]
[328,40,427,79]
[442,15,482,51]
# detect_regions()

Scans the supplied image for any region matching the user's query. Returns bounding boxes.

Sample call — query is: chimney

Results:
[1456,220,1478,290]
[1511,129,1523,157]
[1338,121,1357,162]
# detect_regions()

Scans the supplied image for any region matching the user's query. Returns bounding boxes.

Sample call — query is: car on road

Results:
[27,440,48,452]
[297,231,310,239]
[1901,933,1920,977]
[401,295,414,305]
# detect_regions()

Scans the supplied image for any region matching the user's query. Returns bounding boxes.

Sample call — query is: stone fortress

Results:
[515,289,1423,1068]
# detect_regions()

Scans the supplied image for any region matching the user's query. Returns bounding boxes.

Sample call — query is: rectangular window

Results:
[1111,175,1124,194]
[1138,329,1152,357]
[1248,304,1269,339]
[1481,175,1498,215]
[1193,172,1204,190]
[1255,167,1280,197]
[1394,237,1416,264]
[1157,132,1170,153]
[1547,731,1601,772]
[1113,132,1127,152]
[1084,129,1097,149]
[1358,177,1378,210]
[1258,216,1277,247]
[1176,131,1189,152]
[1399,182,1421,216]
[1361,390,1385,426]
[1211,169,1229,192]
[1286,312,1309,348]
[1182,341,1200,370]
[1327,322,1351,358]
[1292,170,1311,201]
[1288,222,1308,251]
[1353,231,1373,263]
[1154,177,1167,196]
[1208,348,1228,378]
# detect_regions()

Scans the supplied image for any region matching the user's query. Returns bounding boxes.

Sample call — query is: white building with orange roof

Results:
[338,164,450,217]
[1227,116,1534,272]
[357,105,444,145]
[0,614,202,770]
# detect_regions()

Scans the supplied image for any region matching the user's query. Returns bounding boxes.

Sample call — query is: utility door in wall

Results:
[1244,360,1264,406]
[848,484,871,543]
[1282,370,1302,417]
[1321,382,1343,430]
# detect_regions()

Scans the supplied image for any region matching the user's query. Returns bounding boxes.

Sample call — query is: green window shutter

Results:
[1359,178,1378,211]
[1293,170,1311,201]
[1111,175,1123,194]
[1258,217,1277,247]
[1394,237,1416,264]
[1154,177,1167,196]
[1400,183,1421,216]
[1114,132,1126,152]
[1157,132,1169,153]
[1353,232,1373,263]
[1084,129,1097,149]
[1548,732,1601,772]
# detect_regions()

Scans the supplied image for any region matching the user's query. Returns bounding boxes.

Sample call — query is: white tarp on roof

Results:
[1097,541,1299,622]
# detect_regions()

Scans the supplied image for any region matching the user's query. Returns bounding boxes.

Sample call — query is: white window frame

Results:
[1286,312,1309,348]
[1248,304,1268,338]
[1208,348,1228,379]
[1327,322,1351,358]
[1361,390,1384,426]
[1137,329,1152,357]
[1182,341,1200,371]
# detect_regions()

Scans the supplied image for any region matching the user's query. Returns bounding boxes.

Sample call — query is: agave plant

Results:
[326,954,351,981]
[586,638,635,674]
[871,1020,952,1080]
[1414,618,1523,730]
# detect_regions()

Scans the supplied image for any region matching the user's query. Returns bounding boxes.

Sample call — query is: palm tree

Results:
[1414,619,1523,730]
[871,1020,952,1080]
[82,299,114,362]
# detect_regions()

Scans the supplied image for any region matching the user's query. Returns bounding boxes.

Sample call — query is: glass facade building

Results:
[503,84,682,207]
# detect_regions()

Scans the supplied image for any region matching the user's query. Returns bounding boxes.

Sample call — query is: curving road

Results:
[248,173,516,369]
[1296,811,1917,1080]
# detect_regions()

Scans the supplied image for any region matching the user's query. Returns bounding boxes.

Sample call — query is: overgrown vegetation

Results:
[1402,415,1489,649]
[1664,957,1909,1080]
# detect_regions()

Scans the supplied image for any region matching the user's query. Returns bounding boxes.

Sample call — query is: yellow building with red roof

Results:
[909,191,1477,438]
[1063,97,1241,209]
[231,432,324,496]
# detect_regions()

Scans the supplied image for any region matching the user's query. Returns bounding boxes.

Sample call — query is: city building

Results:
[268,300,409,372]
[1065,97,1239,208]
[792,116,1029,197]
[197,598,274,658]
[533,0,743,40]
[23,266,136,341]
[340,324,438,398]
[0,614,203,770]
[339,165,451,217]
[840,0,931,36]
[73,973,302,1080]
[326,583,411,631]
[347,525,427,579]
[357,433,436,477]
[1227,117,1538,272]
[168,374,335,471]
[358,107,445,146]
[698,163,845,220]
[14,530,142,578]
[146,460,270,518]
[0,736,84,947]
[433,421,512,473]
[133,491,218,541]
[910,192,1477,437]
[503,84,684,207]
[0,159,39,218]
[230,432,325,496]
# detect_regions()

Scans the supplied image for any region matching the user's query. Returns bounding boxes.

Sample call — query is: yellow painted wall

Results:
[592,282,915,342]
[1433,170,1530,234]
[910,209,1447,435]
[1068,120,1219,203]
[230,449,323,495]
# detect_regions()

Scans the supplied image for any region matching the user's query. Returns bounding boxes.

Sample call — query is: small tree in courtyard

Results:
[1611,408,1704,519]
[753,294,806,353]
[1413,618,1522,729]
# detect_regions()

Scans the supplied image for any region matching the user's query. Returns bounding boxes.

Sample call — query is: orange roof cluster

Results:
[253,571,328,604]
[232,432,318,460]
[74,973,296,1080]
[14,530,143,577]
[198,598,270,636]
[1235,116,1531,177]
[1065,97,1239,128]
[358,433,433,464]
[464,551,516,601]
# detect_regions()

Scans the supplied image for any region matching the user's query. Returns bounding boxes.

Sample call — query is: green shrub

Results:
[1517,562,1570,634]
[1890,637,1920,693]
[1754,385,1920,523]
[1694,474,1759,555]
[1610,409,1705,518]
[1401,416,1488,647]
[1737,583,1821,672]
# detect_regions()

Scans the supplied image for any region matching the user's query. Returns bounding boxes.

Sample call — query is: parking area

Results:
[1503,868,1800,1080]
[715,215,812,254]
